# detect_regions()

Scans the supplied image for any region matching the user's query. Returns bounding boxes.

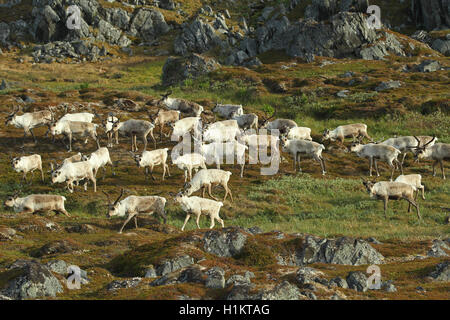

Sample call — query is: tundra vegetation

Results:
[0,0,448,301]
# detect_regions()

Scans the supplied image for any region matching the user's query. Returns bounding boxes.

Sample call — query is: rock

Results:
[129,8,170,42]
[226,274,251,287]
[304,0,369,21]
[259,6,274,21]
[366,237,382,244]
[329,276,348,289]
[45,260,68,274]
[330,292,346,300]
[411,30,433,45]
[0,22,10,44]
[296,267,328,286]
[65,224,96,234]
[174,18,221,55]
[161,53,220,86]
[381,280,397,292]
[107,278,142,291]
[16,217,62,233]
[428,261,449,282]
[203,227,247,257]
[144,266,157,278]
[156,255,194,276]
[295,236,384,266]
[157,0,176,10]
[246,226,263,235]
[360,44,388,60]
[346,271,368,292]
[0,79,10,90]
[427,239,449,257]
[0,295,12,300]
[227,284,256,300]
[375,80,402,92]
[33,240,77,257]
[337,90,350,98]
[151,266,204,286]
[258,281,304,300]
[417,60,442,73]
[0,260,63,299]
[432,39,450,56]
[205,267,225,289]
[411,0,450,31]
[0,226,16,240]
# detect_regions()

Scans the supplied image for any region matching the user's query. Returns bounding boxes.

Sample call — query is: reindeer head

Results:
[362,178,376,195]
[322,129,331,141]
[349,141,363,153]
[129,152,142,167]
[103,189,124,217]
[158,91,172,105]
[4,191,20,208]
[5,106,19,126]
[412,136,435,161]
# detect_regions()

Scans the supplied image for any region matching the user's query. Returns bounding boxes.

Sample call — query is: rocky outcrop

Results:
[174,18,222,55]
[155,255,194,276]
[411,0,450,31]
[346,271,369,292]
[304,0,369,21]
[128,8,170,43]
[203,227,248,257]
[428,261,450,282]
[32,40,107,63]
[292,236,384,266]
[0,226,16,241]
[0,260,63,299]
[205,267,225,289]
[161,53,220,86]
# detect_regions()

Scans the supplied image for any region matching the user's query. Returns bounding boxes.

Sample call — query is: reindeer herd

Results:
[2,92,449,232]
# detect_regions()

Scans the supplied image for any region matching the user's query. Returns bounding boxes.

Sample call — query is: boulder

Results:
[161,54,220,86]
[381,280,397,292]
[203,227,248,257]
[258,281,305,300]
[205,267,225,289]
[155,255,194,276]
[295,236,384,266]
[304,0,369,21]
[0,22,10,44]
[227,284,256,300]
[417,60,442,73]
[296,267,328,286]
[107,277,142,291]
[375,80,402,92]
[33,240,77,257]
[174,18,221,55]
[432,39,450,56]
[346,271,368,292]
[428,261,450,282]
[151,266,205,286]
[329,276,348,289]
[65,224,96,234]
[427,239,449,257]
[0,260,63,299]
[128,8,170,42]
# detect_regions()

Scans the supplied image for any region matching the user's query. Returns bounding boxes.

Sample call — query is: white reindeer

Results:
[412,136,450,179]
[130,148,170,180]
[281,137,326,175]
[173,153,207,182]
[4,192,70,217]
[11,154,44,183]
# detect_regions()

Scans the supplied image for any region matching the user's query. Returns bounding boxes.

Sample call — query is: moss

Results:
[235,239,276,268]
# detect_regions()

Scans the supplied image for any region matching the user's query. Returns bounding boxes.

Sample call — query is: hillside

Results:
[0,0,449,300]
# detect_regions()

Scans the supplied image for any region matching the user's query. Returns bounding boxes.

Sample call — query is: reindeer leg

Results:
[119,213,135,234]
[134,215,139,229]
[29,128,37,144]
[369,157,373,176]
[432,160,438,177]
[150,165,156,180]
[383,197,388,219]
[150,131,156,149]
[440,160,445,179]
[208,184,219,201]
[181,214,191,231]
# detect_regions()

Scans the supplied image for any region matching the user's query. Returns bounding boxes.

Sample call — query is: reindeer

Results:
[212,103,243,119]
[412,136,450,179]
[381,136,437,165]
[322,124,372,146]
[260,118,297,135]
[11,154,44,184]
[4,192,70,217]
[281,136,326,175]
[107,118,156,152]
[148,109,180,141]
[362,179,421,221]
[158,91,203,117]
[4,106,53,143]
[130,148,170,181]
[103,189,167,234]
[50,120,100,152]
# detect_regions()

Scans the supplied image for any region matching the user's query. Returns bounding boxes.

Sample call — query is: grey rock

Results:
[205,267,225,289]
[226,274,251,287]
[174,18,221,55]
[144,266,157,278]
[428,261,449,282]
[0,22,11,44]
[258,281,304,300]
[156,255,194,276]
[161,53,220,86]
[1,260,63,299]
[246,226,263,235]
[203,227,247,257]
[45,260,68,274]
[107,277,142,291]
[375,80,401,91]
[417,60,442,73]
[431,39,450,57]
[129,8,170,42]
[366,237,382,244]
[295,236,384,266]
[360,44,388,60]
[151,266,204,286]
[427,239,449,257]
[411,30,433,45]
[227,284,256,300]
[337,90,350,98]
[381,280,397,292]
[346,271,368,292]
[330,276,348,288]
[33,240,76,257]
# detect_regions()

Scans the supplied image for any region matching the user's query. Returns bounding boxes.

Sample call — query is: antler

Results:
[423,136,436,148]
[113,188,124,205]
[413,136,421,148]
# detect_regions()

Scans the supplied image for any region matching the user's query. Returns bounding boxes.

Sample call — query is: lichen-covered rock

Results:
[155,255,194,276]
[258,281,305,300]
[427,239,449,257]
[0,260,63,299]
[161,54,220,86]
[0,226,16,241]
[432,39,450,56]
[375,80,402,92]
[346,271,369,292]
[296,267,328,286]
[205,267,225,289]
[203,227,248,257]
[174,18,221,55]
[128,8,170,42]
[294,236,384,266]
[330,276,348,289]
[417,60,442,73]
[33,240,78,257]
[107,277,142,291]
[428,261,450,282]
